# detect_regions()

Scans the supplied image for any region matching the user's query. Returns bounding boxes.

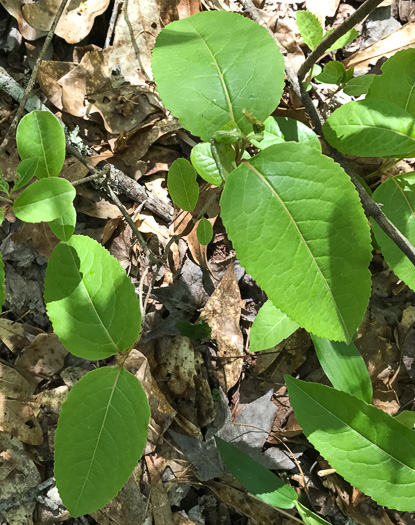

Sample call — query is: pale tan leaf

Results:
[0,319,43,353]
[0,397,43,445]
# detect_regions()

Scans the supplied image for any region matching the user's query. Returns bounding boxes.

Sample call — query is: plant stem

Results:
[297,0,385,81]
[240,0,415,267]
[0,0,70,158]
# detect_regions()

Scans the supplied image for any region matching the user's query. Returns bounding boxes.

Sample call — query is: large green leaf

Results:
[296,11,323,50]
[55,366,150,517]
[49,204,76,241]
[368,49,415,118]
[13,178,76,223]
[152,11,285,141]
[250,300,299,352]
[312,335,372,403]
[286,376,415,511]
[250,116,321,152]
[215,437,297,509]
[220,143,372,342]
[167,158,199,211]
[323,99,415,157]
[372,173,415,291]
[190,142,235,186]
[16,111,65,178]
[44,235,141,360]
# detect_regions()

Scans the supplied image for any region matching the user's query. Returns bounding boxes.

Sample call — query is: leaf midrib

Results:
[244,160,349,339]
[298,384,415,477]
[34,113,50,177]
[74,367,121,514]
[189,22,235,122]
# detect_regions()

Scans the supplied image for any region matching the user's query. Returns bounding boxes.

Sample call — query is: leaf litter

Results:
[0,0,415,524]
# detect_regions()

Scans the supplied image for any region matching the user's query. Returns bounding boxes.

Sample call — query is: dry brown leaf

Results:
[0,434,41,525]
[305,0,340,25]
[146,455,175,525]
[0,0,46,40]
[22,0,110,44]
[15,333,67,389]
[135,211,169,239]
[0,397,43,445]
[0,363,31,399]
[343,22,415,71]
[124,349,177,454]
[186,216,217,274]
[37,61,75,110]
[76,195,122,220]
[11,222,59,258]
[177,0,200,18]
[200,265,244,392]
[0,319,43,353]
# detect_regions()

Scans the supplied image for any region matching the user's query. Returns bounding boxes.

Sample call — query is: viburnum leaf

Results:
[312,335,373,403]
[167,159,199,212]
[372,172,415,291]
[16,111,65,178]
[286,376,415,511]
[220,143,372,342]
[296,11,323,50]
[190,142,235,186]
[367,49,415,118]
[152,11,285,141]
[250,300,299,352]
[49,204,76,241]
[343,75,376,97]
[54,366,150,517]
[13,178,76,223]
[44,235,141,360]
[215,436,297,509]
[315,61,346,85]
[323,99,415,157]
[325,27,358,53]
[250,116,321,152]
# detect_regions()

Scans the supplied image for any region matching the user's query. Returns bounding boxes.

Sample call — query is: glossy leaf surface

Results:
[16,111,65,178]
[168,159,199,212]
[250,300,299,352]
[220,143,372,342]
[312,335,372,403]
[13,178,76,223]
[55,366,150,517]
[215,437,297,509]
[372,173,415,291]
[323,99,415,157]
[152,11,285,141]
[286,376,415,511]
[49,205,76,241]
[250,116,321,152]
[44,235,141,359]
[190,142,235,186]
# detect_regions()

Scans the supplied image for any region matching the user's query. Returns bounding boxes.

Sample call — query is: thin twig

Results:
[0,0,70,158]
[104,0,123,48]
[298,0,385,81]
[240,0,415,267]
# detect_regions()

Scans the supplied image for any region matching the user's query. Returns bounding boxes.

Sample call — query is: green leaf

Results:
[311,335,372,403]
[190,142,235,186]
[372,173,415,291]
[343,74,376,96]
[13,178,76,223]
[294,501,332,525]
[197,217,213,245]
[215,436,297,509]
[0,253,5,309]
[395,410,415,429]
[13,158,38,192]
[168,159,199,212]
[176,320,211,339]
[250,116,321,152]
[152,11,285,141]
[44,235,141,360]
[220,143,372,342]
[285,376,415,511]
[296,11,323,50]
[0,209,4,225]
[49,205,76,241]
[250,300,299,352]
[367,49,415,118]
[16,111,65,178]
[315,61,346,85]
[0,177,9,195]
[54,366,150,517]
[212,120,244,145]
[323,99,415,157]
[326,28,358,53]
